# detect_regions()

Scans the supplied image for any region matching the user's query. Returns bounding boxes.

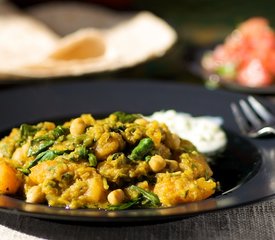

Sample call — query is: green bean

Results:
[68,146,88,161]
[128,138,154,161]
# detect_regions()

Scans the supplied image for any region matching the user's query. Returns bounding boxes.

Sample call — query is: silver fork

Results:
[231,96,275,138]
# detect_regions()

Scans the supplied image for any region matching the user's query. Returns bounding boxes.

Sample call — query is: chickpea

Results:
[43,122,56,130]
[11,144,29,165]
[149,155,166,172]
[95,132,125,160]
[70,118,86,136]
[12,148,24,163]
[134,118,148,126]
[166,160,179,172]
[166,133,181,150]
[80,114,95,126]
[137,181,149,190]
[26,185,45,203]
[107,189,125,205]
[21,143,29,153]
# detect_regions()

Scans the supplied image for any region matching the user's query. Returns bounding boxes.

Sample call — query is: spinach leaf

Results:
[28,126,69,157]
[130,185,160,207]
[108,198,141,210]
[113,112,141,123]
[19,124,38,144]
[27,139,54,157]
[19,149,65,175]
[88,153,97,167]
[68,146,88,161]
[108,185,161,210]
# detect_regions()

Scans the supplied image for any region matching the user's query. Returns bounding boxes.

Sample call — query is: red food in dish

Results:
[202,17,275,87]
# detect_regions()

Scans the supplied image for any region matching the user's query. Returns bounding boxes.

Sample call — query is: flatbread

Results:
[49,29,106,61]
[27,1,132,36]
[0,2,177,80]
[0,3,59,72]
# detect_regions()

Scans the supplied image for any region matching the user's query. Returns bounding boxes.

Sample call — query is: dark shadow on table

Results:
[0,198,274,240]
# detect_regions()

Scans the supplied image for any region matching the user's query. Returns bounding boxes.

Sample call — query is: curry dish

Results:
[0,112,217,210]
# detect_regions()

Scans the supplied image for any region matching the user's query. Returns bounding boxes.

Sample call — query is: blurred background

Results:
[4,0,275,86]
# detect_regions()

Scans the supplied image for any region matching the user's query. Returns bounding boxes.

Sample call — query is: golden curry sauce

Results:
[0,112,217,209]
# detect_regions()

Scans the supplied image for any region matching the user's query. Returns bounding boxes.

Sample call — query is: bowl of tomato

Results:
[185,17,275,93]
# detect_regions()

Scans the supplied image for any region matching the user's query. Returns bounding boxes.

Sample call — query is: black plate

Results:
[184,44,275,94]
[0,79,274,222]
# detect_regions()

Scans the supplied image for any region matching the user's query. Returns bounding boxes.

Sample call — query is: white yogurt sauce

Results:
[146,110,227,154]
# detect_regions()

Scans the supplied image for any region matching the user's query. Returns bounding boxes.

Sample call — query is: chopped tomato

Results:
[237,59,272,87]
[265,51,275,75]
[203,17,275,87]
[238,17,270,37]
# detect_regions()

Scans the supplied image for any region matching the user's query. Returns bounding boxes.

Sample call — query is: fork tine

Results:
[247,96,275,123]
[230,103,250,134]
[239,99,262,128]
